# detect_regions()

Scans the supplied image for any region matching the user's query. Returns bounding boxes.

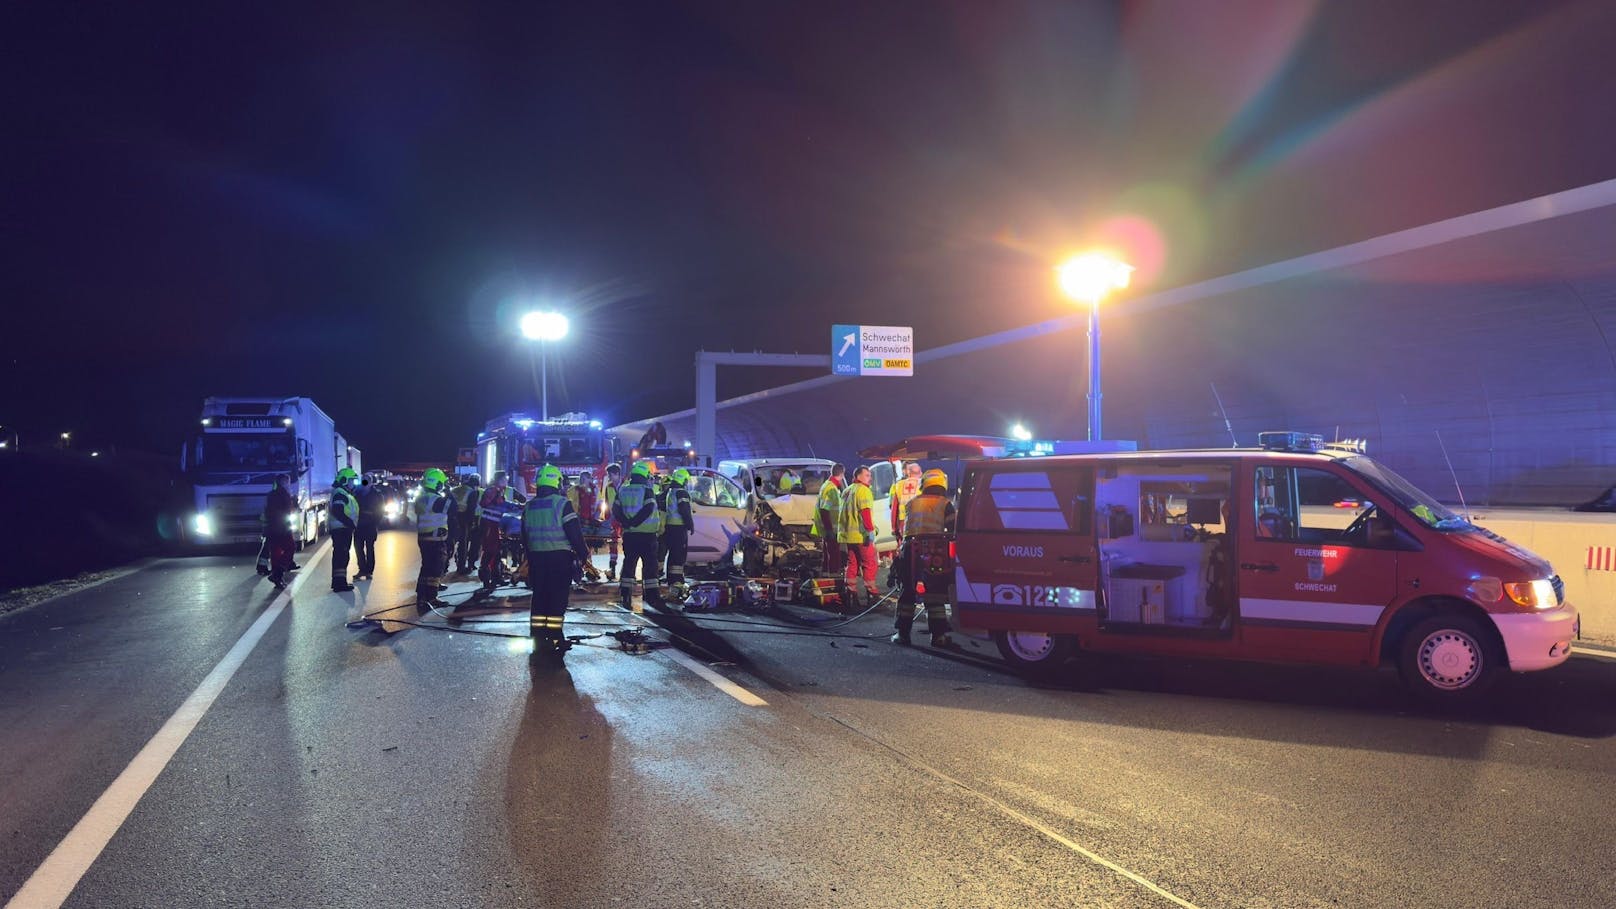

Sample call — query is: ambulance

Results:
[953,432,1580,703]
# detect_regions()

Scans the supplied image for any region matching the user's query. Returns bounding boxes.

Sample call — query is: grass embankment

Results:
[0,450,195,593]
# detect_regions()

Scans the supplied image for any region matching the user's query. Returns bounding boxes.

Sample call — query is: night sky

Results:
[8,1,1613,464]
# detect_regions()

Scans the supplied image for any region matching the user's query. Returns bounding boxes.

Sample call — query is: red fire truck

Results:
[475,412,618,497]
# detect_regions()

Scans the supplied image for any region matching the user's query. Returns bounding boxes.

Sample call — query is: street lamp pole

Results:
[519,309,570,423]
[1056,254,1134,442]
[1086,297,1102,441]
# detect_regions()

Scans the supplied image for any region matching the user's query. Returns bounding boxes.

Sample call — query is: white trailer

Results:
[182,396,343,546]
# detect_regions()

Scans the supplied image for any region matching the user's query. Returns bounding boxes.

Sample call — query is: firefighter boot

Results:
[890,618,912,646]
[927,606,953,648]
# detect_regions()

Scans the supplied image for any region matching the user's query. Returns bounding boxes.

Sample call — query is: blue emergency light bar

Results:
[1258,431,1325,452]
[1258,432,1369,454]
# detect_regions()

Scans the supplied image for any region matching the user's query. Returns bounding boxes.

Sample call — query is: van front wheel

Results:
[994,630,1076,681]
[1396,614,1501,705]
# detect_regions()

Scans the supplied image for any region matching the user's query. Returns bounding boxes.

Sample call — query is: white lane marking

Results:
[1571,644,1616,661]
[825,712,1202,909]
[660,646,769,707]
[5,540,331,909]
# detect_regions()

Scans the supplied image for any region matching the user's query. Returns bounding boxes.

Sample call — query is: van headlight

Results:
[193,513,214,537]
[385,502,401,519]
[1503,579,1558,609]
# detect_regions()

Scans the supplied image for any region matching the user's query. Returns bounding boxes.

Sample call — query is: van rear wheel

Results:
[1396,614,1500,705]
[994,630,1076,681]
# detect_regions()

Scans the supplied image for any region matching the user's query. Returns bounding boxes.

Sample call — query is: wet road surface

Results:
[3,530,1614,908]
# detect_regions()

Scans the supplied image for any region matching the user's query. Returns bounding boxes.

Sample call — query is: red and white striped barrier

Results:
[1587,546,1616,571]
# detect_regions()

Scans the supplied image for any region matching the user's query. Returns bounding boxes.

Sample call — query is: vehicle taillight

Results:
[948,541,956,560]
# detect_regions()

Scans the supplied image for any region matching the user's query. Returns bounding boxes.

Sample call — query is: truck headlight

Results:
[193,513,213,537]
[384,502,401,519]
[1504,579,1558,609]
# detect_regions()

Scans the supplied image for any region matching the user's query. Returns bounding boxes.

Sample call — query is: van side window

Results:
[1253,466,1379,546]
[963,468,1092,534]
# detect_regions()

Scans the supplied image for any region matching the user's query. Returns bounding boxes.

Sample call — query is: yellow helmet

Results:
[536,464,563,489]
[921,468,948,491]
[671,468,691,485]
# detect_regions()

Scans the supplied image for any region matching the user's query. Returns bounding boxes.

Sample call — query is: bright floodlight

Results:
[519,310,569,342]
[1056,254,1134,305]
[1010,423,1033,441]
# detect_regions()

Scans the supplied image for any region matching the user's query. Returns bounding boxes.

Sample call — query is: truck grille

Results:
[206,493,268,537]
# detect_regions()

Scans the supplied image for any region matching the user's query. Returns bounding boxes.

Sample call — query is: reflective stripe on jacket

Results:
[812,480,842,538]
[415,492,450,538]
[330,487,358,530]
[616,482,658,534]
[837,482,874,544]
[665,486,690,527]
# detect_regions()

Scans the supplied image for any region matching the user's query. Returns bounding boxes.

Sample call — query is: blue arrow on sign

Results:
[831,324,861,376]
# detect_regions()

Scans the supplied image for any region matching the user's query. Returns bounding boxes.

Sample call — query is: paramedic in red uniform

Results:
[838,466,880,609]
[263,474,298,588]
[478,471,523,590]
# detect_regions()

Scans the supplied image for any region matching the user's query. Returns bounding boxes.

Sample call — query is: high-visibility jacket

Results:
[665,485,691,528]
[329,485,358,531]
[892,476,922,522]
[415,491,450,539]
[523,493,576,552]
[650,485,668,534]
[812,479,843,538]
[616,480,658,534]
[837,482,875,544]
[449,485,476,519]
[604,480,619,522]
[903,491,953,537]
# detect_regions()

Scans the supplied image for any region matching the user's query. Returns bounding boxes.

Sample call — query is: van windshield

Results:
[1340,456,1471,531]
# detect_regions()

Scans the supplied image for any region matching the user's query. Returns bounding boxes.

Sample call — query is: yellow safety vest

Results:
[617,481,658,534]
[811,480,843,538]
[837,482,874,544]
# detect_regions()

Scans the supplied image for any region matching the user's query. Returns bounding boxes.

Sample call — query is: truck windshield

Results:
[1340,456,1471,530]
[522,433,601,465]
[199,434,296,474]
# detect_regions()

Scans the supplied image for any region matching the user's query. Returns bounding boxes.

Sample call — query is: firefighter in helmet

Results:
[522,464,592,660]
[612,461,660,613]
[892,468,956,647]
[414,468,453,606]
[662,468,695,602]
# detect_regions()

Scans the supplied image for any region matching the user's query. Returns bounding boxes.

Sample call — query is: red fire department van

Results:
[952,432,1580,703]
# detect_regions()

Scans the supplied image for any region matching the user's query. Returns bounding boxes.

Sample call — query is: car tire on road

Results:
[1396,612,1501,706]
[993,629,1076,681]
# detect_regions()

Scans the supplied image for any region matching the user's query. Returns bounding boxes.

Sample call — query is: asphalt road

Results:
[2,530,1614,908]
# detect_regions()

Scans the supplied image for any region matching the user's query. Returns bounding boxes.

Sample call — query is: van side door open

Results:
[954,464,1098,631]
[1093,461,1238,636]
[1241,463,1401,665]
